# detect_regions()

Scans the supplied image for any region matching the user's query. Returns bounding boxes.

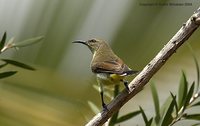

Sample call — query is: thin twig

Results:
[86,7,200,126]
[169,113,186,126]
[189,91,200,104]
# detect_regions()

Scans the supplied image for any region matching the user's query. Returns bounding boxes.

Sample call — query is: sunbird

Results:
[73,39,138,110]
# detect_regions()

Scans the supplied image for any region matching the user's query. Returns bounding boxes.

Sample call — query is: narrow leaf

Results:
[161,98,175,126]
[0,32,7,51]
[0,37,15,53]
[12,36,44,47]
[109,112,119,126]
[0,71,17,79]
[187,43,200,92]
[148,117,153,126]
[139,106,149,125]
[87,101,100,114]
[184,114,200,121]
[115,110,141,124]
[170,92,178,116]
[7,37,15,45]
[160,96,172,118]
[178,71,188,109]
[183,82,195,110]
[192,101,200,107]
[193,56,200,92]
[0,63,8,69]
[1,59,35,70]
[151,82,160,123]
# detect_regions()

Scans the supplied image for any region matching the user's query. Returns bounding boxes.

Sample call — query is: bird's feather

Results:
[91,59,137,75]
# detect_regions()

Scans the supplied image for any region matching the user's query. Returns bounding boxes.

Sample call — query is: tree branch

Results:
[86,7,200,126]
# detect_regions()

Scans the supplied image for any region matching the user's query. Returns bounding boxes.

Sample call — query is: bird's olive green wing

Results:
[91,59,136,75]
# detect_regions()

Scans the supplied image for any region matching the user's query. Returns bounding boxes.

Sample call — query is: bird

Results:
[73,38,138,110]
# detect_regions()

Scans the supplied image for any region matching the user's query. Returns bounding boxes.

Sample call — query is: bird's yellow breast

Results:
[96,73,124,85]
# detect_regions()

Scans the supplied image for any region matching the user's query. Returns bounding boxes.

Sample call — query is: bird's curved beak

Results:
[72,40,88,46]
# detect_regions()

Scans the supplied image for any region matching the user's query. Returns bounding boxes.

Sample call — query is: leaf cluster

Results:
[0,32,43,79]
[139,55,200,126]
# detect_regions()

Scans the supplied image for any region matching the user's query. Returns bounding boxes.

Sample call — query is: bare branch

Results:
[86,7,200,126]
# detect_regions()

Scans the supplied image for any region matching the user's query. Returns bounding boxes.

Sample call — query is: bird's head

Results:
[73,38,103,53]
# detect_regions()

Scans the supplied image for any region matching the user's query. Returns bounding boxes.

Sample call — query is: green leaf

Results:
[0,71,17,79]
[139,106,149,125]
[170,92,178,116]
[184,114,200,121]
[115,110,141,124]
[151,82,160,124]
[192,101,200,107]
[160,96,172,118]
[193,55,200,92]
[148,117,153,126]
[0,63,8,69]
[12,36,44,48]
[87,101,100,114]
[183,82,195,110]
[6,37,15,46]
[0,32,7,51]
[0,37,15,53]
[161,98,175,126]
[109,112,119,126]
[1,59,35,70]
[187,43,200,92]
[178,71,188,109]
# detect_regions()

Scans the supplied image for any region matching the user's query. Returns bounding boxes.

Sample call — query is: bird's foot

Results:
[123,80,130,93]
[102,103,109,111]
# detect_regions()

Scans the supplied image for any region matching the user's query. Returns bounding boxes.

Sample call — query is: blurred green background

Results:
[0,0,200,125]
